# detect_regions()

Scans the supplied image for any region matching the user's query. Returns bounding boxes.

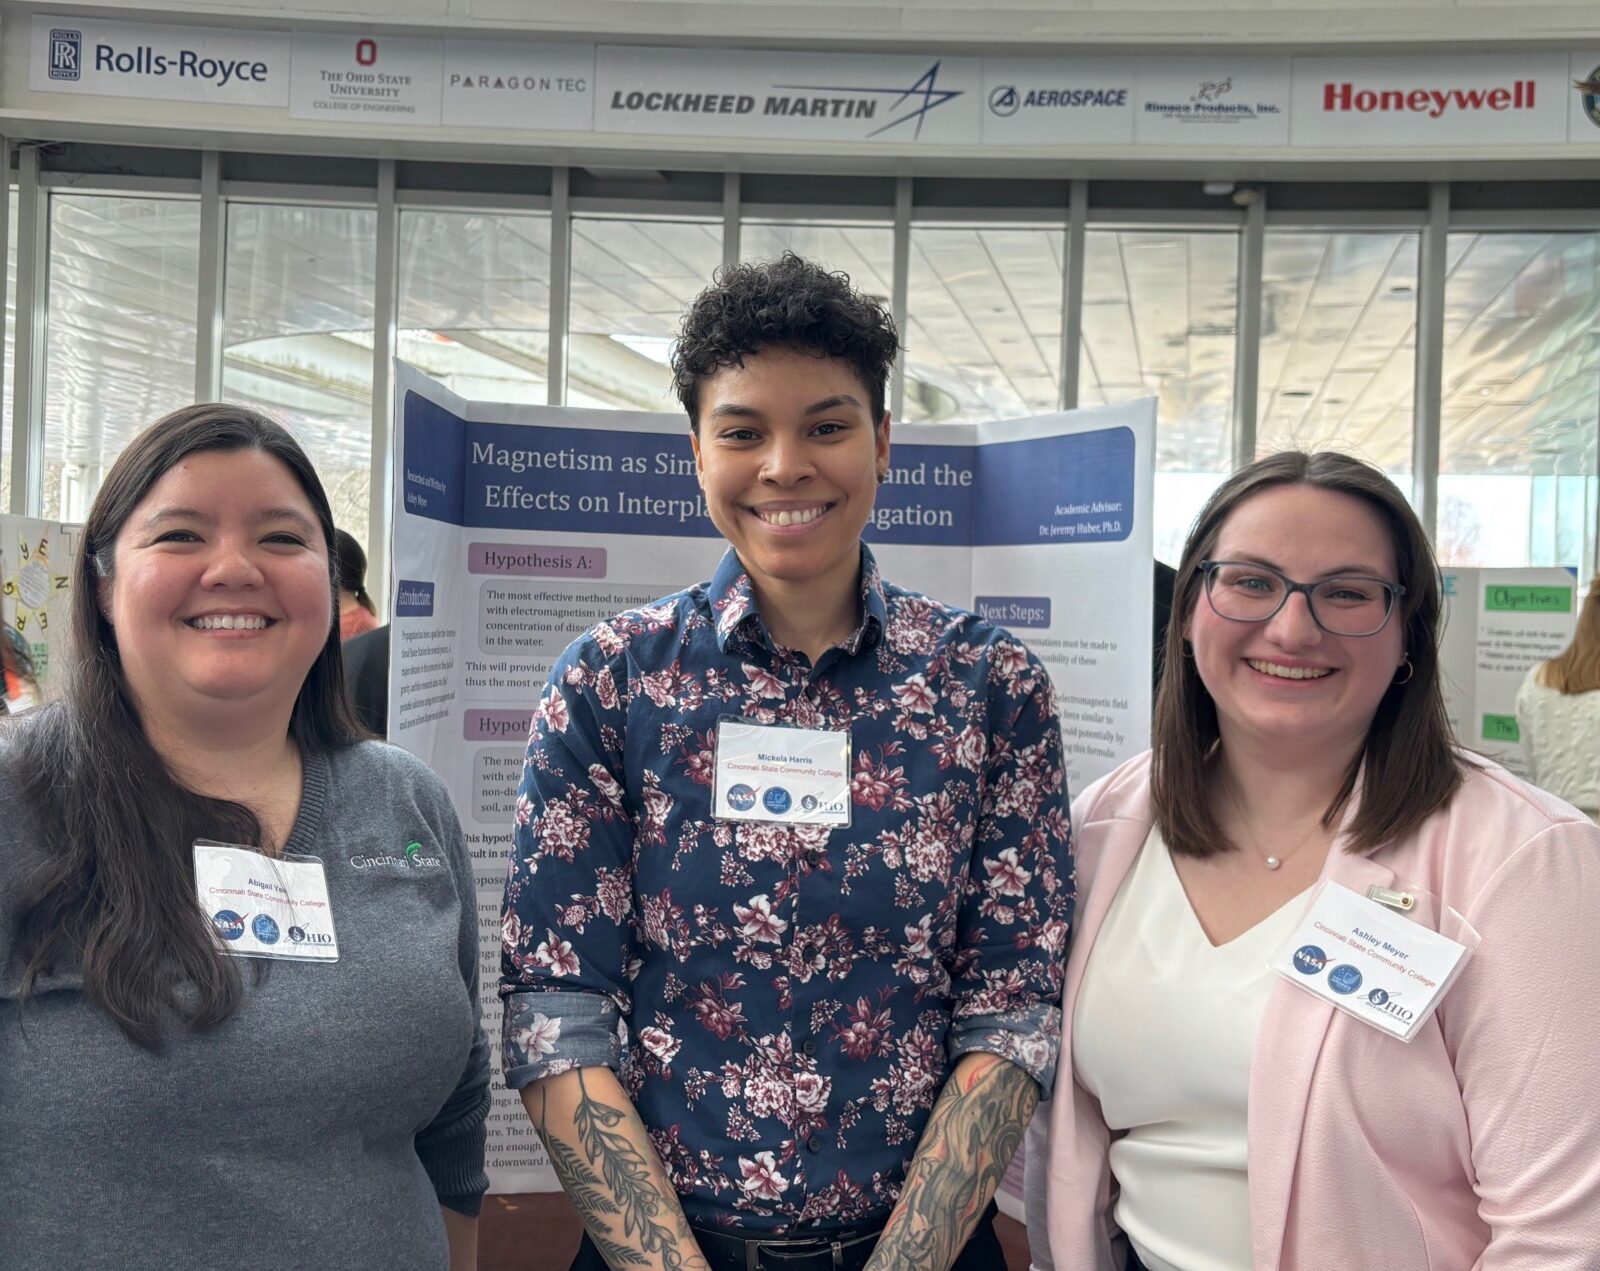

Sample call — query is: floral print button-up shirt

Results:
[500,544,1074,1233]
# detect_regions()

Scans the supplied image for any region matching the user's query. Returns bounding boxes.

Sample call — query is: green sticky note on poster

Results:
[1481,714,1521,743]
[1484,586,1573,613]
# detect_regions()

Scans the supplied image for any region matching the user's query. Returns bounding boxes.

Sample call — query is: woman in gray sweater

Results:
[0,404,489,1270]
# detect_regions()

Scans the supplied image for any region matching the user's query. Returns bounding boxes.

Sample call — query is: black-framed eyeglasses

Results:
[1199,559,1406,638]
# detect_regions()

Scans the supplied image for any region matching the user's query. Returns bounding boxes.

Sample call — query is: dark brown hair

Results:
[670,252,899,429]
[1151,451,1464,858]
[6,404,366,1049]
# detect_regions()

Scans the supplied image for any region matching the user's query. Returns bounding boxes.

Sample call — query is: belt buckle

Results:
[748,1236,847,1271]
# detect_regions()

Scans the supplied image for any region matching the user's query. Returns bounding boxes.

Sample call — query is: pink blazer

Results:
[1026,750,1600,1270]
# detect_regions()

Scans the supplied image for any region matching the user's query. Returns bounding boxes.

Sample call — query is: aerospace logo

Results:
[212,910,246,941]
[988,85,1020,117]
[726,783,757,812]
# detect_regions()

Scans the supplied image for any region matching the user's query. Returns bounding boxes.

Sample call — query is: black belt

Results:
[688,1222,884,1271]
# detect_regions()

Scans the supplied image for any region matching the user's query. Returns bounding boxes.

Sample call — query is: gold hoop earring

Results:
[1393,658,1414,685]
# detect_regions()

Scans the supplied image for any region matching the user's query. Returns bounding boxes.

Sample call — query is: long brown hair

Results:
[6,404,366,1049]
[1537,575,1600,694]
[1151,451,1464,858]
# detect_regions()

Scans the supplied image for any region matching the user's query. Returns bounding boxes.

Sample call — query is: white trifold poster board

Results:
[0,513,84,712]
[1440,567,1580,776]
[388,364,1155,1195]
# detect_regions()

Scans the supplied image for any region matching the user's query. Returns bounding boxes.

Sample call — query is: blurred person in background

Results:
[1515,574,1600,823]
[337,527,381,641]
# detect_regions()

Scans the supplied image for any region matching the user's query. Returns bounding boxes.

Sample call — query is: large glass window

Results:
[567,216,722,412]
[398,209,552,406]
[741,220,894,302]
[1080,230,1238,562]
[1439,233,1600,572]
[43,194,200,521]
[223,204,376,538]
[904,225,1063,424]
[1258,231,1418,483]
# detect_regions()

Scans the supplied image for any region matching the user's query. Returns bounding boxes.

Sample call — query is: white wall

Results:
[26,0,1600,50]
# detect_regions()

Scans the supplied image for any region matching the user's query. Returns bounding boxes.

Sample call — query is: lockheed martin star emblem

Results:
[773,61,964,139]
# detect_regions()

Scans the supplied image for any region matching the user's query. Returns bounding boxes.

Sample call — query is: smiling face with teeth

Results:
[690,347,889,631]
[100,447,334,729]
[1185,483,1407,768]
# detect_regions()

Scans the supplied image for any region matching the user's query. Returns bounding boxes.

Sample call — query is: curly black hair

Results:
[671,252,899,429]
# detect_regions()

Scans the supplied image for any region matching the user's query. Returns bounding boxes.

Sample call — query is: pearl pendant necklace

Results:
[1224,778,1323,871]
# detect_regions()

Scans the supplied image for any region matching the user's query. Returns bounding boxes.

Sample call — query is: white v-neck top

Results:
[1073,828,1309,1271]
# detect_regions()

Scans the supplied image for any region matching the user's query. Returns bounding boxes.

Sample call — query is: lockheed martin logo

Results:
[773,61,963,138]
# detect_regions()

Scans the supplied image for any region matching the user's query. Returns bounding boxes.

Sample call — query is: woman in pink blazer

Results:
[1026,452,1600,1271]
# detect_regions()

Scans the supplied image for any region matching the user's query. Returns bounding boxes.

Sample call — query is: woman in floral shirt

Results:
[501,253,1074,1271]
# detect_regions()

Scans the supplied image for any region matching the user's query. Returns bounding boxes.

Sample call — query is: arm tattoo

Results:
[535,1074,709,1271]
[863,1055,1039,1271]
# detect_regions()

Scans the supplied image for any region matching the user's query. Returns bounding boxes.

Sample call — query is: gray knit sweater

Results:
[0,740,490,1271]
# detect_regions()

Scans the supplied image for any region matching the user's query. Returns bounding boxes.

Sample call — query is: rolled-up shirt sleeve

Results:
[500,636,637,1090]
[946,641,1075,1095]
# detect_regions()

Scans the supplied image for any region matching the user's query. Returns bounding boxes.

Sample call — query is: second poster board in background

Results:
[1439,566,1580,776]
[0,514,83,713]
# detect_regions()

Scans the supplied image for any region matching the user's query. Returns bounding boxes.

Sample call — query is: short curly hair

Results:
[671,253,899,429]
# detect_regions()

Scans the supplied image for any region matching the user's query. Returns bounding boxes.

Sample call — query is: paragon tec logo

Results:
[607,61,963,138]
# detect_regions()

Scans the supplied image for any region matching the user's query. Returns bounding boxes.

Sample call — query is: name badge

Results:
[713,718,852,827]
[1269,880,1476,1042]
[193,840,340,962]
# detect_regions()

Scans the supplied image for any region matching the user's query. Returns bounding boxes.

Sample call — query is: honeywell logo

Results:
[1323,80,1536,119]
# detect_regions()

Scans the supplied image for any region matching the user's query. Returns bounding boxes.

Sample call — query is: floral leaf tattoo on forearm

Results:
[862,1055,1039,1271]
[535,1073,709,1271]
